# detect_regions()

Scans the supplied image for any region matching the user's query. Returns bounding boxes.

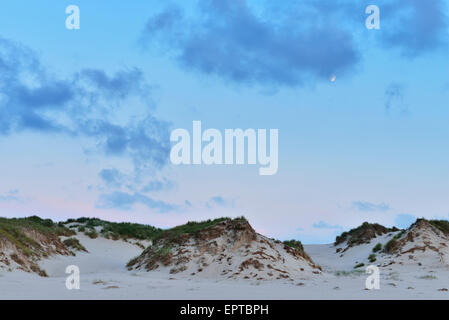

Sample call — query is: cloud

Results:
[379,0,448,57]
[141,0,360,87]
[206,196,235,208]
[384,82,406,111]
[0,189,23,203]
[0,36,171,174]
[141,178,174,193]
[312,221,343,230]
[140,0,448,87]
[352,201,390,212]
[97,191,178,213]
[394,213,416,229]
[79,115,171,173]
[99,169,124,188]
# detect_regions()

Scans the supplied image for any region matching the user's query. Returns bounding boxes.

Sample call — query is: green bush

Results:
[354,263,365,269]
[0,216,73,260]
[84,229,98,239]
[372,243,382,252]
[368,254,376,262]
[335,222,395,246]
[153,217,241,244]
[428,220,449,235]
[63,238,87,252]
[283,240,305,252]
[384,238,398,253]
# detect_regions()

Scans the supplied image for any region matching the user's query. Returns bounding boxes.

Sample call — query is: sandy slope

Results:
[2,220,449,299]
[128,219,321,281]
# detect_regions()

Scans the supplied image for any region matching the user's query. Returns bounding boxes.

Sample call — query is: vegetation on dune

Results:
[428,220,449,235]
[383,230,406,253]
[372,243,382,253]
[335,269,364,276]
[126,217,247,269]
[64,217,162,241]
[63,238,87,252]
[0,216,75,257]
[335,222,399,246]
[282,239,318,266]
[0,216,75,276]
[101,222,162,240]
[84,229,98,239]
[419,275,437,280]
[152,217,244,244]
[65,217,249,246]
[368,253,376,263]
[283,240,306,254]
[354,263,365,269]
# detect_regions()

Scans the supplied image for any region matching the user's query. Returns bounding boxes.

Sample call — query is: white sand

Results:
[2,230,449,299]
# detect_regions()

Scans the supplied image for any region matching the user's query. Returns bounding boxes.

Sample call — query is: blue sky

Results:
[0,0,448,243]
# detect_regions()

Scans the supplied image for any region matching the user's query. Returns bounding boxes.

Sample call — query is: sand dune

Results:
[2,217,449,299]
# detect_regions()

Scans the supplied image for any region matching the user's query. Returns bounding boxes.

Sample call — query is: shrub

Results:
[152,217,235,244]
[283,240,305,252]
[84,229,98,239]
[335,222,395,246]
[419,275,437,280]
[63,238,87,252]
[384,238,398,253]
[368,254,376,263]
[354,263,365,269]
[372,243,382,252]
[428,220,449,235]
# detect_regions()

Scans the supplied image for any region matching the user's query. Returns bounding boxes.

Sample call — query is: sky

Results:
[0,0,448,243]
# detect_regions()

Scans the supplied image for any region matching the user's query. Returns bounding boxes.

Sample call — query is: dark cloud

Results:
[379,0,448,57]
[352,201,390,212]
[97,191,178,213]
[141,0,360,87]
[77,68,150,103]
[141,0,448,87]
[0,36,171,173]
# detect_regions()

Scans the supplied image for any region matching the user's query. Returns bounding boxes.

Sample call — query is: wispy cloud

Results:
[0,189,24,203]
[206,196,235,208]
[96,191,178,213]
[99,168,124,188]
[385,82,407,112]
[312,221,343,230]
[352,201,390,212]
[141,178,175,193]
[0,37,171,176]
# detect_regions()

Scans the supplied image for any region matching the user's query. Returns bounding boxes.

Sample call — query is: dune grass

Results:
[335,222,398,246]
[428,220,449,235]
[0,216,75,257]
